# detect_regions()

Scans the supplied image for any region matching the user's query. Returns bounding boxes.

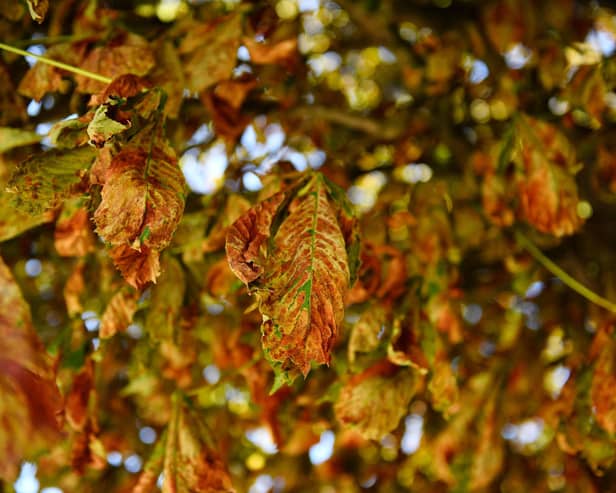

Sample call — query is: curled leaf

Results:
[227,174,357,377]
[100,287,139,339]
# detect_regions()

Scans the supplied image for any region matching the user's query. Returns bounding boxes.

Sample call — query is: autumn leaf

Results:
[94,124,186,288]
[145,255,186,341]
[8,145,96,214]
[591,334,616,434]
[0,256,62,481]
[0,191,53,242]
[243,37,298,65]
[100,287,139,338]
[334,363,415,440]
[76,32,155,94]
[227,173,357,377]
[65,359,94,431]
[179,14,242,93]
[54,197,96,257]
[513,116,583,236]
[163,397,235,493]
[0,127,41,153]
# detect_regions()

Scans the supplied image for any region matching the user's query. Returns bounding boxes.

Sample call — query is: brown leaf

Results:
[591,333,616,434]
[76,33,155,94]
[227,174,355,377]
[0,256,62,481]
[163,399,235,493]
[100,288,139,339]
[514,116,583,236]
[54,198,96,257]
[0,62,27,125]
[180,14,242,93]
[334,362,415,440]
[243,37,298,65]
[64,261,86,317]
[66,360,94,431]
[94,125,185,288]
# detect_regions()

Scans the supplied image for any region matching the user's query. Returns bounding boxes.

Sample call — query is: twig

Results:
[0,42,112,84]
[293,105,404,140]
[516,230,616,313]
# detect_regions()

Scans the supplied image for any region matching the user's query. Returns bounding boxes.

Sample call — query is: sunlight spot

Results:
[84,318,100,332]
[504,43,532,69]
[395,163,433,184]
[360,475,377,488]
[187,124,212,146]
[203,364,221,384]
[309,430,335,465]
[41,488,63,493]
[284,149,308,171]
[237,45,250,61]
[243,171,263,191]
[585,28,616,57]
[298,0,319,11]
[181,143,228,194]
[249,474,274,493]
[124,454,142,473]
[126,323,143,339]
[139,426,157,444]
[14,463,38,493]
[544,365,571,399]
[91,337,100,350]
[525,281,544,298]
[246,427,278,454]
[25,44,45,67]
[469,59,489,84]
[27,100,42,117]
[307,149,326,168]
[25,258,42,277]
[462,303,482,324]
[107,451,123,466]
[548,96,570,116]
[401,414,423,454]
[515,419,544,445]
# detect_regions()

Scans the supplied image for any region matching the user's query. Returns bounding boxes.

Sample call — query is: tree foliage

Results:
[1,0,616,491]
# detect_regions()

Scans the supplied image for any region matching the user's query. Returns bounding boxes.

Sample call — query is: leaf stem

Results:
[0,42,112,84]
[515,231,616,313]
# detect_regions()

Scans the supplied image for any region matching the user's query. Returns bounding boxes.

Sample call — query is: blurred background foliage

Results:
[2,0,616,492]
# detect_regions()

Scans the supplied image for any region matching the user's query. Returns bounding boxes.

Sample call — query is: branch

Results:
[516,231,616,313]
[292,105,404,140]
[0,42,112,84]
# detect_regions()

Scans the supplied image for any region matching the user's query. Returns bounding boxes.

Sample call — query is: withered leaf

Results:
[163,399,235,493]
[227,174,357,377]
[87,103,132,148]
[243,37,298,65]
[145,255,185,341]
[0,256,62,481]
[8,145,96,214]
[100,287,139,339]
[54,197,96,257]
[94,124,186,288]
[334,363,415,440]
[65,359,94,431]
[513,116,583,236]
[179,14,242,93]
[76,33,155,94]
[591,335,616,434]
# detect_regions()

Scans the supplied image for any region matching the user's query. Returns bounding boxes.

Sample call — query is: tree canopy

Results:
[1,0,616,492]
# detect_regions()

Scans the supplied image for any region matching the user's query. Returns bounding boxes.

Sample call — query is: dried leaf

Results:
[591,335,616,434]
[66,359,94,431]
[100,287,139,339]
[145,255,185,341]
[76,33,155,94]
[163,399,235,493]
[94,125,185,288]
[514,116,583,236]
[0,256,62,481]
[54,197,96,257]
[64,260,86,316]
[26,0,48,22]
[87,103,132,148]
[227,174,356,377]
[348,303,388,364]
[179,14,242,93]
[243,37,298,65]
[8,145,96,214]
[334,363,415,440]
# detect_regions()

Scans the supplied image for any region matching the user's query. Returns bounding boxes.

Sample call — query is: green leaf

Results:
[8,146,96,214]
[0,127,41,153]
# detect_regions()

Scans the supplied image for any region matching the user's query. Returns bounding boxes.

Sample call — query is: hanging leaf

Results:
[54,197,96,257]
[179,14,242,93]
[0,127,41,153]
[163,397,235,493]
[145,255,185,341]
[226,173,358,378]
[0,190,53,242]
[513,115,583,236]
[94,124,186,288]
[100,287,139,338]
[26,0,48,22]
[334,362,415,440]
[8,145,96,214]
[0,256,62,481]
